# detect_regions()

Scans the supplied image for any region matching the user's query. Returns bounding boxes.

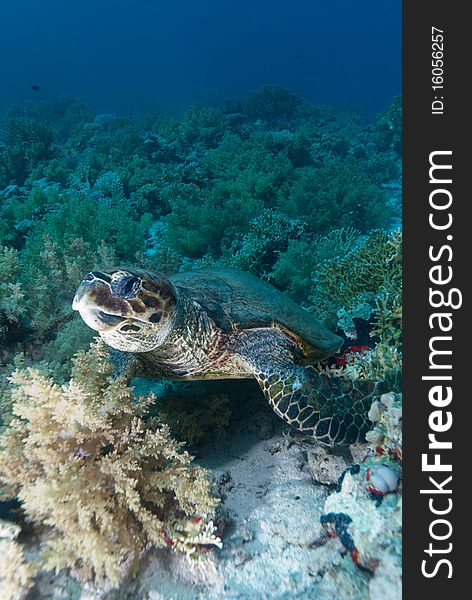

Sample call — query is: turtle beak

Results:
[72,275,101,312]
[75,305,125,332]
[73,275,125,332]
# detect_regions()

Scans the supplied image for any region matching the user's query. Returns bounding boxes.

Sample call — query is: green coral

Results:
[349,294,402,386]
[5,97,95,142]
[286,160,391,234]
[315,231,402,382]
[163,183,263,258]
[0,245,25,343]
[1,182,62,227]
[179,105,226,149]
[0,215,9,245]
[244,84,302,124]
[93,170,124,198]
[1,118,54,185]
[372,96,402,154]
[312,230,402,311]
[20,191,151,329]
[228,209,305,278]
[0,341,220,591]
[205,132,293,206]
[40,317,96,382]
[271,227,360,302]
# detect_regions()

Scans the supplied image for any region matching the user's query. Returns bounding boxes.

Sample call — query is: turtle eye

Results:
[112,276,140,299]
[122,278,138,296]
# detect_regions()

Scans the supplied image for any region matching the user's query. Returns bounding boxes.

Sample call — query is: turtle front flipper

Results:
[235,329,383,446]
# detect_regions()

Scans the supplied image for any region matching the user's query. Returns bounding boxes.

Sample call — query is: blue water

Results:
[0,0,401,115]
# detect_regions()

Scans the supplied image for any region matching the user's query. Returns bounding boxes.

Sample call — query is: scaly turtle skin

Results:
[73,267,383,446]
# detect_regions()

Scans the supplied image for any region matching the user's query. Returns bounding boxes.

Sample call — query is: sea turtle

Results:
[73,267,383,445]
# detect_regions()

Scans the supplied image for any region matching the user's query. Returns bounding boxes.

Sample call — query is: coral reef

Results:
[312,230,402,311]
[349,295,402,385]
[0,245,25,344]
[321,463,401,577]
[0,88,402,598]
[310,229,402,338]
[372,96,402,155]
[1,118,54,185]
[316,386,402,598]
[0,342,220,594]
[366,392,402,460]
[0,91,401,376]
[19,190,151,331]
[0,538,36,600]
[286,160,391,235]
[227,208,305,278]
[40,316,95,382]
[272,227,360,302]
[243,84,302,124]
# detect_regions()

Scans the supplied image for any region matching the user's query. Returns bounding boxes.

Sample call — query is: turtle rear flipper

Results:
[236,329,383,446]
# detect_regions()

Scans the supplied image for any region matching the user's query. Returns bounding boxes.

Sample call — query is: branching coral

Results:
[0,245,25,344]
[286,160,391,234]
[0,341,220,591]
[343,294,403,385]
[372,96,402,154]
[244,85,302,124]
[20,235,116,330]
[163,182,264,258]
[5,97,95,143]
[205,132,293,206]
[1,118,54,185]
[312,230,402,311]
[228,209,305,278]
[0,538,37,600]
[19,191,151,330]
[271,227,360,301]
[93,170,124,198]
[40,316,96,382]
[179,105,226,149]
[314,231,402,382]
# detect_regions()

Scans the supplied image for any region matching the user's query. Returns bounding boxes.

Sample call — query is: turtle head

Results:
[73,268,177,352]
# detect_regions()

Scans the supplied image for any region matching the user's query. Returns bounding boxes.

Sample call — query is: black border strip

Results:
[404,2,467,596]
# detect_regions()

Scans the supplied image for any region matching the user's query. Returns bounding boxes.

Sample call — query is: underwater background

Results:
[0,1,402,599]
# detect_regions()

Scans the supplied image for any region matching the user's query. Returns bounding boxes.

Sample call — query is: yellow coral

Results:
[0,539,37,600]
[0,341,220,589]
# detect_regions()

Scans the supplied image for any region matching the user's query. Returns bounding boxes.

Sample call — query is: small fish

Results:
[31,84,40,91]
